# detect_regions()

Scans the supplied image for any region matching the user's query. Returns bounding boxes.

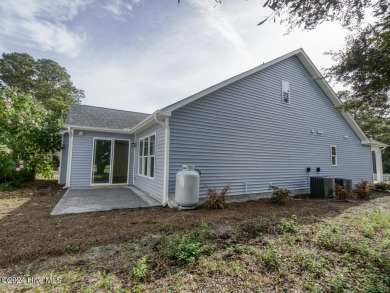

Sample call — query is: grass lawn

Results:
[0,180,389,292]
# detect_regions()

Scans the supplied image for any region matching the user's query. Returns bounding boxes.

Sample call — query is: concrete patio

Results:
[51,186,160,215]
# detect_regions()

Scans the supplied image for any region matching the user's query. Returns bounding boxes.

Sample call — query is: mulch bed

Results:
[0,180,363,268]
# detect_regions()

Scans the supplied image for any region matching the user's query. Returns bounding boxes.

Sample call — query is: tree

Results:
[327,26,389,111]
[0,87,62,183]
[326,25,390,172]
[0,53,84,118]
[258,0,388,30]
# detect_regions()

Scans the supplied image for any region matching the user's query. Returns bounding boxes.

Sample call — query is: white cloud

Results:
[188,0,255,66]
[0,0,90,57]
[6,0,350,113]
[103,0,143,20]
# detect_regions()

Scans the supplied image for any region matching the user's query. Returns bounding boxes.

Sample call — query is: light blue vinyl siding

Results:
[59,133,68,185]
[69,130,133,187]
[168,56,372,197]
[134,124,165,201]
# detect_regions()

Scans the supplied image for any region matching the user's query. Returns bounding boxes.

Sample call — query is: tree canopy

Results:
[259,0,389,31]
[328,25,389,108]
[0,87,62,183]
[0,53,83,183]
[0,52,84,118]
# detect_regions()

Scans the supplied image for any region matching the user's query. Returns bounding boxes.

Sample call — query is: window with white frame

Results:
[331,146,337,166]
[138,134,156,178]
[281,80,290,104]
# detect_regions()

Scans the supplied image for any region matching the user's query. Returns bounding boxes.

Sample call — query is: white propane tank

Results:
[175,164,200,209]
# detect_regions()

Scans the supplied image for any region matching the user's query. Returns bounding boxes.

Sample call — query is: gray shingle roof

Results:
[64,104,150,130]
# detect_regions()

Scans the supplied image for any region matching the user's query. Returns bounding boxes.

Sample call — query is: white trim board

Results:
[64,125,131,134]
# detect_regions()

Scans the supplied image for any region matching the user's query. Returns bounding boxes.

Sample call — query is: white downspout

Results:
[154,112,170,206]
[66,127,74,188]
[58,134,64,184]
[133,133,136,185]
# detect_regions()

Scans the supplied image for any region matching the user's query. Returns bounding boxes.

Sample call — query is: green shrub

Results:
[269,185,290,204]
[317,225,339,250]
[374,182,390,192]
[133,257,148,280]
[204,185,229,209]
[263,249,279,270]
[159,223,214,265]
[0,182,13,191]
[353,180,374,199]
[335,184,356,200]
[279,216,298,233]
[1,87,62,183]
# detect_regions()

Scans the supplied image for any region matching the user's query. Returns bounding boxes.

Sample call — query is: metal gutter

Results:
[63,125,131,134]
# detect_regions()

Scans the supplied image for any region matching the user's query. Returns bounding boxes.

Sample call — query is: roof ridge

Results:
[72,104,150,115]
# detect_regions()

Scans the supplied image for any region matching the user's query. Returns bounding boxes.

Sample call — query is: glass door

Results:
[92,139,112,184]
[112,140,129,184]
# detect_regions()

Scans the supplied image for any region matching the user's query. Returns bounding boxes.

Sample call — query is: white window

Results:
[331,145,337,166]
[281,80,290,104]
[138,134,156,178]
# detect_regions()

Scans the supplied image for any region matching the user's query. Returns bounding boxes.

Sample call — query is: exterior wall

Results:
[133,124,165,201]
[168,56,372,197]
[69,130,133,187]
[59,133,68,185]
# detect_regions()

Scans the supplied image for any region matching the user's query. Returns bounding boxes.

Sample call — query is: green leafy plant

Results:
[204,185,230,209]
[133,256,148,280]
[317,225,339,250]
[263,249,279,270]
[0,182,13,191]
[353,180,374,199]
[269,185,290,204]
[159,223,214,265]
[335,184,357,200]
[0,87,62,184]
[279,216,298,233]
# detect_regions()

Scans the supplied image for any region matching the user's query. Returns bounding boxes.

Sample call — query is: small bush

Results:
[263,249,279,270]
[279,216,298,233]
[133,257,148,280]
[353,180,374,199]
[269,185,290,204]
[159,223,214,265]
[204,185,229,209]
[374,182,390,192]
[335,184,356,200]
[317,225,339,250]
[161,234,203,265]
[0,182,13,191]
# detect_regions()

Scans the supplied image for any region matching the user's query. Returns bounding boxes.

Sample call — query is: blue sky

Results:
[0,0,352,113]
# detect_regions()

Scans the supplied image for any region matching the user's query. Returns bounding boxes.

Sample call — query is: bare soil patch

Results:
[0,180,373,269]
